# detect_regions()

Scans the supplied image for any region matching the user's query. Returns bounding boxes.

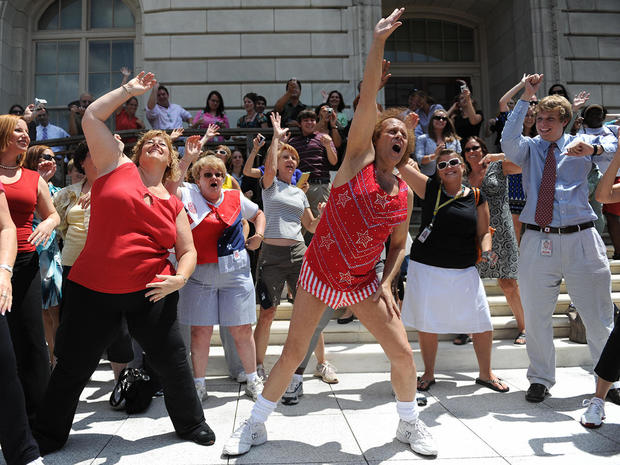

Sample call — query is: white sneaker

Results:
[222,419,267,456]
[396,418,437,456]
[236,370,247,383]
[581,397,605,428]
[281,377,303,405]
[314,361,339,384]
[194,380,208,402]
[245,377,264,401]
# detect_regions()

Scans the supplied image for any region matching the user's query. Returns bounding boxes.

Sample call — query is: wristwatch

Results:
[592,144,601,156]
[0,264,13,276]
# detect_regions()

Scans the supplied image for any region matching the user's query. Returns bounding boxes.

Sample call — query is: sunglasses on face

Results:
[437,158,461,170]
[215,149,228,156]
[529,101,538,106]
[203,172,224,179]
[464,145,481,153]
[433,116,448,122]
[10,109,23,115]
[39,154,54,161]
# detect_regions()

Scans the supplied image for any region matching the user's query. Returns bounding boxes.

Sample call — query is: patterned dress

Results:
[299,162,409,308]
[475,161,519,279]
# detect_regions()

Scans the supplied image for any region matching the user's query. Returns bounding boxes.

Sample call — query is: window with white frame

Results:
[33,0,135,130]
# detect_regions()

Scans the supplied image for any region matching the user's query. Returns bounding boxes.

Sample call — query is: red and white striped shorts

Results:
[297,260,379,309]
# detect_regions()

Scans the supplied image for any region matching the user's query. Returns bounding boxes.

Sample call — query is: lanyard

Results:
[430,184,465,227]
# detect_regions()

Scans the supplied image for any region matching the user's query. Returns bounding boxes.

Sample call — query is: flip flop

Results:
[417,377,436,391]
[475,377,509,393]
[514,332,526,345]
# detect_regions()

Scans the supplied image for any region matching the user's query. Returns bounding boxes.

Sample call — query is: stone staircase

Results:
[204,214,619,375]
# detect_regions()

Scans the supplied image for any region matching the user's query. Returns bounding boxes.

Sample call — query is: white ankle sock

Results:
[26,458,44,465]
[292,373,303,383]
[396,399,418,422]
[250,394,277,424]
[246,371,258,383]
[194,377,205,386]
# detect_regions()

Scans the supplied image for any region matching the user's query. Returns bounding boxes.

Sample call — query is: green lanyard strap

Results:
[430,184,465,226]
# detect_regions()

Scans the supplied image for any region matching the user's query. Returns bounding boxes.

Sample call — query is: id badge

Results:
[418,226,432,243]
[540,238,553,257]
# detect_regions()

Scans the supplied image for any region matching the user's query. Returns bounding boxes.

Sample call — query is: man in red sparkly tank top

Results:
[224,7,437,458]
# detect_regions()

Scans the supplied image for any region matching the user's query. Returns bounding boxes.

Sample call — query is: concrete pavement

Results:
[6,362,619,465]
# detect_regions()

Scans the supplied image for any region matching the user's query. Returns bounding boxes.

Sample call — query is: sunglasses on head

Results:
[437,158,461,170]
[464,145,481,153]
[203,172,224,179]
[433,116,448,122]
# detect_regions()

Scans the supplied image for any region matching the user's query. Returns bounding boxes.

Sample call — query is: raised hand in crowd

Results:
[37,158,56,182]
[242,133,266,179]
[199,123,220,146]
[572,91,590,111]
[521,73,544,100]
[120,66,131,85]
[169,127,184,141]
[379,59,392,90]
[23,104,35,123]
[404,111,419,131]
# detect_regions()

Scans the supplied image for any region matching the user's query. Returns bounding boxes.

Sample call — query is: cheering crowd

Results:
[2,7,620,464]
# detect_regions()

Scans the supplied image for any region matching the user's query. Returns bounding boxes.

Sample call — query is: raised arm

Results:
[147,81,158,111]
[262,113,289,190]
[398,158,428,199]
[243,135,265,178]
[346,8,404,158]
[114,67,132,116]
[82,72,157,175]
[499,74,528,112]
[165,134,202,198]
[460,89,482,125]
[301,202,325,234]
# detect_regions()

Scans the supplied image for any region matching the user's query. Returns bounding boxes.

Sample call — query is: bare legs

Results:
[42,305,60,368]
[498,278,526,334]
[254,306,276,367]
[228,324,258,375]
[192,324,257,377]
[417,332,438,385]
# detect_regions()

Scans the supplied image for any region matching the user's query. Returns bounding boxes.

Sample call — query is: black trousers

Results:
[0,315,41,465]
[595,313,620,383]
[7,252,50,423]
[33,280,206,454]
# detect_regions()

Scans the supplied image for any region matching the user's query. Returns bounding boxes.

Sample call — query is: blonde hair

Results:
[191,155,226,183]
[0,114,27,165]
[131,130,180,184]
[371,108,415,165]
[277,143,299,165]
[536,95,572,123]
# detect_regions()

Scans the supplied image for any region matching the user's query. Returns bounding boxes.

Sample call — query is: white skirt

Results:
[401,260,492,334]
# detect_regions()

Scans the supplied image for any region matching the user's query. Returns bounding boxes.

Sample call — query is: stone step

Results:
[210,314,567,348]
[204,338,592,375]
[267,291,620,320]
[482,274,620,296]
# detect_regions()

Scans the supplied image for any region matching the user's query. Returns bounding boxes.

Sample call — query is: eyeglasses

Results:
[203,172,224,179]
[464,145,481,153]
[215,149,228,156]
[437,158,461,170]
[529,101,538,106]
[433,116,448,122]
[9,109,23,115]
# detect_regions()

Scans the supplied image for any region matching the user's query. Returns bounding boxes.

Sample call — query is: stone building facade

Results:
[0,0,617,129]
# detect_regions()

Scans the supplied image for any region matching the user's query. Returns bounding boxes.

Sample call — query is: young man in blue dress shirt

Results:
[501,73,620,404]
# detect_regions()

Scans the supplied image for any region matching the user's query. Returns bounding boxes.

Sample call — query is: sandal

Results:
[417,376,436,391]
[453,334,472,345]
[475,377,509,393]
[514,332,526,345]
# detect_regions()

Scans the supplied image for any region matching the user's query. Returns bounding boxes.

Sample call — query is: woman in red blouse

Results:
[0,114,59,424]
[33,72,216,454]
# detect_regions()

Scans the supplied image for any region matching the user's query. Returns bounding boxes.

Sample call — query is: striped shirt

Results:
[261,177,309,242]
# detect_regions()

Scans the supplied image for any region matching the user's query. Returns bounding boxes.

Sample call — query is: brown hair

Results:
[24,145,52,171]
[0,114,27,165]
[131,130,180,184]
[277,143,299,165]
[191,155,226,183]
[430,109,460,144]
[437,148,464,167]
[536,95,572,124]
[371,107,415,166]
[461,136,488,174]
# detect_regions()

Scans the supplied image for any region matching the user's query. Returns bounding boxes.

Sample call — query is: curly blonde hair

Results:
[536,95,572,124]
[371,107,415,165]
[191,155,226,183]
[131,130,180,184]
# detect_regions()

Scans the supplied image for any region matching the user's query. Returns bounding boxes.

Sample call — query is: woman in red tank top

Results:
[224,9,437,458]
[33,72,216,455]
[0,114,59,425]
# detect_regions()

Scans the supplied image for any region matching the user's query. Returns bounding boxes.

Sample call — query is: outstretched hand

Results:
[169,128,184,141]
[270,112,289,140]
[572,91,590,111]
[200,124,220,146]
[404,112,419,130]
[124,71,157,97]
[373,8,404,42]
[379,59,392,90]
[184,135,202,163]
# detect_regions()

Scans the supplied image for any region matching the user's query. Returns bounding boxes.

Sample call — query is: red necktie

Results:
[535,142,557,227]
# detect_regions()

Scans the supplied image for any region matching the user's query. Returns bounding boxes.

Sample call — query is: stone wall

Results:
[0,1,28,109]
[142,0,359,125]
